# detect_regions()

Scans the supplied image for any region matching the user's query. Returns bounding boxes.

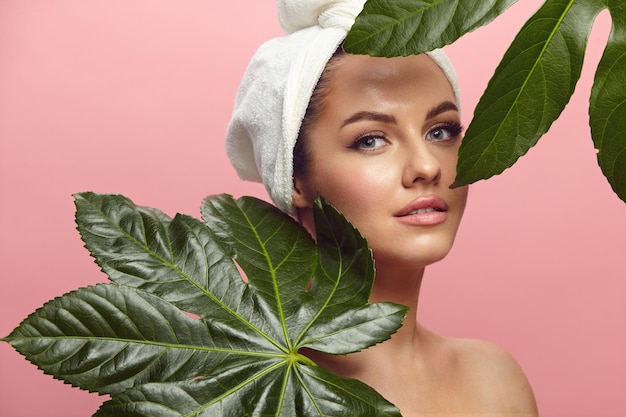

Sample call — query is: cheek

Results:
[454,185,469,219]
[435,147,461,180]
[312,159,396,220]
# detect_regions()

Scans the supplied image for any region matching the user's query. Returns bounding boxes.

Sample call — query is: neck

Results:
[304,263,428,376]
[369,261,423,307]
[368,262,424,348]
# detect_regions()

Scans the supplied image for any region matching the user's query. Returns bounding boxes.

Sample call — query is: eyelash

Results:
[349,133,388,151]
[349,121,464,151]
[427,121,464,142]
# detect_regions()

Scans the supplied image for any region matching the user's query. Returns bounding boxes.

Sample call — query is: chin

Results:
[372,243,454,270]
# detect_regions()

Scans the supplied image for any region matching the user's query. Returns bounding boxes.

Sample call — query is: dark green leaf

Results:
[4,193,408,416]
[74,193,247,319]
[94,366,399,417]
[453,0,606,187]
[590,0,626,202]
[74,193,282,355]
[344,0,518,56]
[3,284,263,394]
[200,195,409,357]
[200,194,318,347]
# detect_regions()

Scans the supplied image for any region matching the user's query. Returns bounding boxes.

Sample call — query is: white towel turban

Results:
[226,0,461,213]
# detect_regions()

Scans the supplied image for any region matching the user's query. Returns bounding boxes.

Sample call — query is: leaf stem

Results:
[296,353,317,367]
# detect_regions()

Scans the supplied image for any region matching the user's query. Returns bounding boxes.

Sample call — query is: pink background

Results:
[0,1,624,416]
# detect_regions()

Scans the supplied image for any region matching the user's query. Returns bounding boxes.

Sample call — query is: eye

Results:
[351,134,388,151]
[426,122,463,142]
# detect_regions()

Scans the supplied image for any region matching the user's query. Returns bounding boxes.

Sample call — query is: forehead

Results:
[327,53,456,104]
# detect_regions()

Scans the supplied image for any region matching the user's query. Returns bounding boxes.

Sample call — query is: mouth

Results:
[394,195,449,226]
[406,207,444,215]
[395,195,448,217]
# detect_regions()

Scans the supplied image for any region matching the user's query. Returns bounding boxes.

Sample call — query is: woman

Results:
[226,1,538,415]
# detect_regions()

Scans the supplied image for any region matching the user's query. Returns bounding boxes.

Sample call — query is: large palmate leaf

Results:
[3,193,408,416]
[590,0,626,202]
[453,0,606,187]
[344,0,519,56]
[346,0,626,203]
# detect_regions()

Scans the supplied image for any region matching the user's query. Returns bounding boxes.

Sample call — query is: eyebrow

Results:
[340,111,397,128]
[426,101,459,120]
[340,101,459,129]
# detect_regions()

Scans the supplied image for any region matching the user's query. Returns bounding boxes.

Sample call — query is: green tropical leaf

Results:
[3,193,408,416]
[93,364,397,417]
[453,0,606,188]
[344,0,519,56]
[4,283,264,394]
[590,0,626,202]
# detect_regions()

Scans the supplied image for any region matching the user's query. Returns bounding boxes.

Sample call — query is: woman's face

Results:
[294,53,469,269]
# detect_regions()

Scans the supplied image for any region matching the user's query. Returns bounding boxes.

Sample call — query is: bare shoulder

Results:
[449,337,539,416]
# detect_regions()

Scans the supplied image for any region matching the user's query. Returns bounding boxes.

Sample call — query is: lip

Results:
[394,195,449,226]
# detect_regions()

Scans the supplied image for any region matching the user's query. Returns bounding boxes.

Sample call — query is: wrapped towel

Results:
[226,0,461,213]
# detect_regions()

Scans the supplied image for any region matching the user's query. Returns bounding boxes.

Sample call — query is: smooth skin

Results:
[293,53,538,416]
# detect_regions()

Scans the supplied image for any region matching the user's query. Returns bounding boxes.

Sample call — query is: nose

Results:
[402,141,441,187]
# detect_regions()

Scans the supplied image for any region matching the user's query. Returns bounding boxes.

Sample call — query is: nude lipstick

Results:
[394,195,448,226]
